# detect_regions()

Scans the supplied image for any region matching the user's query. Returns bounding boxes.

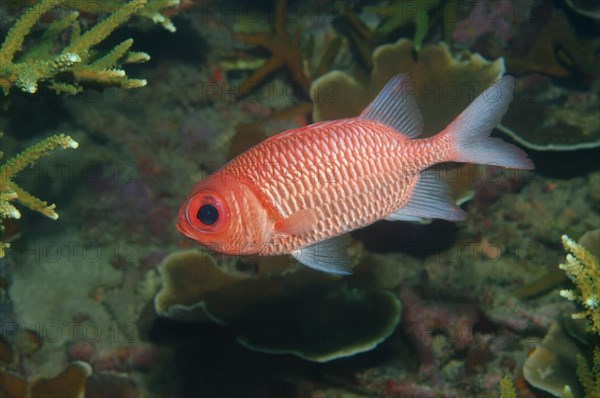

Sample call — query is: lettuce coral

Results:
[154,249,401,362]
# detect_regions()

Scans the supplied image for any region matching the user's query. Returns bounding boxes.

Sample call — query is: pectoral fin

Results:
[275,208,317,235]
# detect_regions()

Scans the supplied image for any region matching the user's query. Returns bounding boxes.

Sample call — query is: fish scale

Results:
[226,119,419,254]
[177,74,533,274]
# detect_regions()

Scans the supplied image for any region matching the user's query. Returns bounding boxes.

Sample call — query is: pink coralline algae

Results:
[68,341,162,372]
[397,287,479,378]
[453,0,529,47]
[85,177,175,245]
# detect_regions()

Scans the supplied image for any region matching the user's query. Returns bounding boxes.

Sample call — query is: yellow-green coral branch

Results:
[89,39,134,70]
[557,234,600,398]
[123,51,150,64]
[139,0,180,32]
[559,234,600,335]
[0,191,20,219]
[14,52,81,93]
[20,11,80,62]
[1,0,171,95]
[47,81,81,95]
[72,67,147,88]
[0,133,78,258]
[0,243,9,258]
[0,134,78,182]
[71,17,81,42]
[0,0,64,64]
[499,376,516,398]
[65,0,147,57]
[7,182,58,220]
[577,347,600,398]
[54,0,179,31]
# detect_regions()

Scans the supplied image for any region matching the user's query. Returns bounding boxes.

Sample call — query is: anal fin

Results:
[386,170,467,222]
[291,234,352,275]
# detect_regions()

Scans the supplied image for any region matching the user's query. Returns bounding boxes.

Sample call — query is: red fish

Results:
[177,75,533,274]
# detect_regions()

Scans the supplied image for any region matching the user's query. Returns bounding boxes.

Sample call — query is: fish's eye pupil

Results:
[197,204,219,225]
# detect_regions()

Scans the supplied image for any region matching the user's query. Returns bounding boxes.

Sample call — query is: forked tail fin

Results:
[444,76,534,170]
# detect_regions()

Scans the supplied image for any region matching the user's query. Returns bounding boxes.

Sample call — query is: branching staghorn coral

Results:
[5,0,180,31]
[559,234,600,335]
[576,347,600,398]
[0,0,179,95]
[498,376,516,398]
[0,133,78,257]
[56,0,180,32]
[559,234,600,397]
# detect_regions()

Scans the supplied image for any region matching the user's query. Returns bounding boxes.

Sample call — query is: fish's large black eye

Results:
[197,204,219,225]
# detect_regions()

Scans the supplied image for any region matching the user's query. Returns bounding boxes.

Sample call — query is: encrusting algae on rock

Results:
[0,360,92,398]
[0,133,78,257]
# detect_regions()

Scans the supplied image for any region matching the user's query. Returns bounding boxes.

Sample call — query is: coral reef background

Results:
[0,1,599,397]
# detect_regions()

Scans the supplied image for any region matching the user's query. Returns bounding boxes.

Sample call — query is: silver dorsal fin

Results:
[359,74,423,139]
